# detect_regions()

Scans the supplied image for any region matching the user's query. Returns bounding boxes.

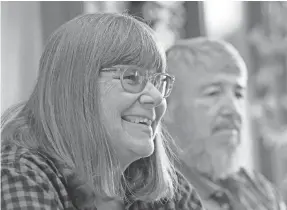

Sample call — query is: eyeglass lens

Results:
[122,67,173,97]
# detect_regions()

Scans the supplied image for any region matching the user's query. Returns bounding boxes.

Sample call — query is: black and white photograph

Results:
[1,1,287,209]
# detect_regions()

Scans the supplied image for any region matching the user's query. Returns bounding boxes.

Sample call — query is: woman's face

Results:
[98,65,167,166]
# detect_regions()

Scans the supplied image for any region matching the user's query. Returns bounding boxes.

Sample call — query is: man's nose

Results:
[220,93,240,116]
[139,82,163,108]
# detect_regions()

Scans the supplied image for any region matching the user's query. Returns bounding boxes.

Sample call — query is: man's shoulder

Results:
[238,167,286,208]
[239,167,276,190]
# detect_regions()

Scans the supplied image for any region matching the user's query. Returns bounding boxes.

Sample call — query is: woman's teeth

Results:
[122,117,152,126]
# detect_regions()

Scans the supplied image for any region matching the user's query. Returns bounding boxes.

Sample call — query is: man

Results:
[165,37,286,210]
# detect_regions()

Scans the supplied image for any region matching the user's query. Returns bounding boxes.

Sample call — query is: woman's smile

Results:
[122,115,153,126]
[122,115,154,137]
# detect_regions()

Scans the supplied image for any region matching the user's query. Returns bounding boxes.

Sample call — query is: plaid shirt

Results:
[1,143,204,210]
[178,161,286,210]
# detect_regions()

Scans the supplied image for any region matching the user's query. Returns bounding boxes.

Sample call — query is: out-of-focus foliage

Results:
[248,2,287,202]
[141,1,186,50]
[249,2,287,149]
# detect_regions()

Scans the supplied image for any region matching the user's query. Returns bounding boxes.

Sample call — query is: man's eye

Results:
[235,92,244,99]
[206,91,220,97]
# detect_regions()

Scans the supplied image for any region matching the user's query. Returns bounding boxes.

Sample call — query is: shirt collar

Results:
[176,160,225,200]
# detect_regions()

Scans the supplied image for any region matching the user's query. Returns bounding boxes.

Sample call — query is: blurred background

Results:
[1,1,287,201]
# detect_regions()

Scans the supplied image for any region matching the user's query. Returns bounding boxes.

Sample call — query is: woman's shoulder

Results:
[174,170,204,210]
[239,167,277,191]
[1,143,62,178]
[1,143,76,210]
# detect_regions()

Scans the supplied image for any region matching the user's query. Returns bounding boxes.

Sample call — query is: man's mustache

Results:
[212,116,242,133]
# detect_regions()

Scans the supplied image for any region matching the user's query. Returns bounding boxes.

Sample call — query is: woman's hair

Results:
[1,13,177,208]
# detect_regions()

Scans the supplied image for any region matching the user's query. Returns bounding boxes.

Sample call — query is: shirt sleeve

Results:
[250,169,287,210]
[1,161,63,210]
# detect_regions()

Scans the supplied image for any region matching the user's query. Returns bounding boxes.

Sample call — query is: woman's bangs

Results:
[136,42,166,73]
[120,27,166,73]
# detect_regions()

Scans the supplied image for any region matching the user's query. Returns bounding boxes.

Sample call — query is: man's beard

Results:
[180,140,240,181]
[205,146,239,180]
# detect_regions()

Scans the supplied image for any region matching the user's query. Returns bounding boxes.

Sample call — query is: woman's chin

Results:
[123,136,155,159]
[122,122,155,157]
[132,138,155,158]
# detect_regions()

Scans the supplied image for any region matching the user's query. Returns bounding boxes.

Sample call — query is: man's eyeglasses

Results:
[101,65,175,98]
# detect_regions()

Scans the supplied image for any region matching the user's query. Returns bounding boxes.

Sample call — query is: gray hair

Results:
[166,37,247,80]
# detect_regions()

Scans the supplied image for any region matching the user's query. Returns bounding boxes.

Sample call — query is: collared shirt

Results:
[1,143,204,210]
[177,161,286,210]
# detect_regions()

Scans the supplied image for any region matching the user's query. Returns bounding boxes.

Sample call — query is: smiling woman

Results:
[1,13,203,210]
[99,64,175,161]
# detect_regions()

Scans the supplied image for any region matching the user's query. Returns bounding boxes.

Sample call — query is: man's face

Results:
[165,55,247,157]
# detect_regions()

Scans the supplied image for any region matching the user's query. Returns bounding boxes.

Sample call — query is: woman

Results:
[1,13,203,210]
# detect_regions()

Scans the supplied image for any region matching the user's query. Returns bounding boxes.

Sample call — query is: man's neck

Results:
[179,149,239,181]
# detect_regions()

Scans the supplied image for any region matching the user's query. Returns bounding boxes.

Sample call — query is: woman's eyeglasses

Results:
[101,65,175,98]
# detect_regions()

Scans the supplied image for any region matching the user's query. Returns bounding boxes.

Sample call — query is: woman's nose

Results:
[139,82,163,108]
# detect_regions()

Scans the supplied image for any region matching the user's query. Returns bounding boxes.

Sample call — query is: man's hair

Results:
[166,37,247,81]
[165,37,247,106]
[1,13,177,208]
